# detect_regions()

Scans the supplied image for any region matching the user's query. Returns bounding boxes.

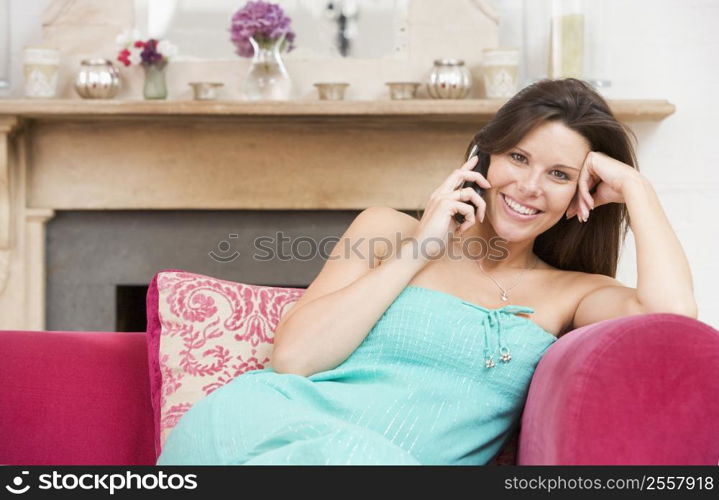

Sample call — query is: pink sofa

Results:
[1,313,718,465]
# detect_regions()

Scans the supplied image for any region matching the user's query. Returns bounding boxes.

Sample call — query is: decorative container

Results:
[74,59,121,99]
[189,82,223,101]
[314,83,349,101]
[23,47,60,98]
[241,35,292,101]
[521,0,610,90]
[385,82,420,100]
[481,48,520,98]
[142,62,168,100]
[426,59,472,99]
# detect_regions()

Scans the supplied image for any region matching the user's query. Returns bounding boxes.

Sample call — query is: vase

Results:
[143,62,168,100]
[426,59,472,99]
[75,59,121,99]
[241,35,292,101]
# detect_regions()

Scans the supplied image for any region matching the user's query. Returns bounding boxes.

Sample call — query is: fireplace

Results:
[46,209,369,331]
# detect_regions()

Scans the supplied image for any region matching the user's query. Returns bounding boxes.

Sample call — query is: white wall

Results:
[5,0,719,327]
[607,0,719,330]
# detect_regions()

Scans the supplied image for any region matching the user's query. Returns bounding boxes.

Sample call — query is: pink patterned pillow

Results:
[145,269,304,460]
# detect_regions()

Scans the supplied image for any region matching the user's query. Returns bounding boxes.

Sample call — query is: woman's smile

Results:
[499,192,543,221]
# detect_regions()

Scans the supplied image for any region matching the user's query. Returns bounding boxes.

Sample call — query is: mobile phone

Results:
[454,144,490,225]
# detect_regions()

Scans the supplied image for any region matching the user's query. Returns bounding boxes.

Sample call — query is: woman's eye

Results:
[509,153,568,180]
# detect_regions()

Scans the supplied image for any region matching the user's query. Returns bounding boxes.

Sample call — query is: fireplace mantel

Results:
[0,97,675,330]
[0,98,676,121]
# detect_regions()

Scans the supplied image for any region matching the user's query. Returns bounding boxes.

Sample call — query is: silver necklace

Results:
[477,255,538,302]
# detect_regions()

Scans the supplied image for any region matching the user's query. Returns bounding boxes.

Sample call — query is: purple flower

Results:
[229,0,296,58]
[140,39,166,66]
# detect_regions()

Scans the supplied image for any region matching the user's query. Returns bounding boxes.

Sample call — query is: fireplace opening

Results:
[116,285,149,332]
[47,210,366,331]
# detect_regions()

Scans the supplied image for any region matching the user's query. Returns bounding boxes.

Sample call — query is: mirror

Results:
[134,0,409,60]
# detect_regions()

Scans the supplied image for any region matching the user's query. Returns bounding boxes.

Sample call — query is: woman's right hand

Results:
[413,155,491,260]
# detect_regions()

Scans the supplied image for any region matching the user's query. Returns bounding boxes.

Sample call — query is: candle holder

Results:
[521,0,611,91]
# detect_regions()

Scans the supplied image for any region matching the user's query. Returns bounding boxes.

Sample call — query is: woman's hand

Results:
[566,151,643,222]
[414,155,491,259]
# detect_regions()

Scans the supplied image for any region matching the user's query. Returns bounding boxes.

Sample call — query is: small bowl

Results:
[189,82,224,101]
[314,82,350,101]
[386,81,421,100]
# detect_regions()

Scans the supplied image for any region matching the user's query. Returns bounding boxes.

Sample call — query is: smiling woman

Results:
[157,78,697,466]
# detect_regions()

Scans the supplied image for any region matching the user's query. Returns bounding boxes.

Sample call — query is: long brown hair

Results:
[462,78,638,277]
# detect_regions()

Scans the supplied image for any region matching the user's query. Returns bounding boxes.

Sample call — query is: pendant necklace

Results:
[476,255,538,302]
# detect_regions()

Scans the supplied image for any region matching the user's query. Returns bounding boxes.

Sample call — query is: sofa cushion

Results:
[146,269,303,459]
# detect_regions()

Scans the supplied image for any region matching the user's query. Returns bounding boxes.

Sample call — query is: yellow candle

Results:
[549,13,584,79]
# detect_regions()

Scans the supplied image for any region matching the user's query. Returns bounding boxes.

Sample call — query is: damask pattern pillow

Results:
[145,269,304,459]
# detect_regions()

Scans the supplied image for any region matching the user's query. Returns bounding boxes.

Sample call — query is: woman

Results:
[157,78,696,465]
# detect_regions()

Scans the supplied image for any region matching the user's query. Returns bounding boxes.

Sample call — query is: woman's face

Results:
[484,120,591,242]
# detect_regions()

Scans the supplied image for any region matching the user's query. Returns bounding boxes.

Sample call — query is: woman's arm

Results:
[272,154,488,376]
[271,208,426,377]
[571,155,698,329]
[622,176,697,314]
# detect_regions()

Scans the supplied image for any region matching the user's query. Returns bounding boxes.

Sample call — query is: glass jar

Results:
[521,0,610,90]
[481,48,520,98]
[426,59,472,99]
[23,47,60,98]
[74,59,121,99]
[549,0,584,79]
[142,62,168,100]
[241,35,292,101]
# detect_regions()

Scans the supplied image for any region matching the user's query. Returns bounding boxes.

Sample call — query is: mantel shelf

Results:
[0,98,675,121]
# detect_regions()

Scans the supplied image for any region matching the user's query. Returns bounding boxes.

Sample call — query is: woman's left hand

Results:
[566,151,643,222]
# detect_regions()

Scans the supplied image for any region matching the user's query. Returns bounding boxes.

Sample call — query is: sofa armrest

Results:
[519,313,719,465]
[0,330,156,465]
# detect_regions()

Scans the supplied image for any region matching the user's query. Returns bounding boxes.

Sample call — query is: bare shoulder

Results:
[532,266,626,336]
[564,269,624,290]
[363,205,419,238]
[364,206,419,230]
[355,206,419,260]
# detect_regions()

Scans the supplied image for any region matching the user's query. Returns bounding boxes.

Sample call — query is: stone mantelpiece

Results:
[0,99,676,121]
[0,98,675,330]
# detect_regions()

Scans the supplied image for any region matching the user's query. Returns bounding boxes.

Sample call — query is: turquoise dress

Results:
[157,285,558,465]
